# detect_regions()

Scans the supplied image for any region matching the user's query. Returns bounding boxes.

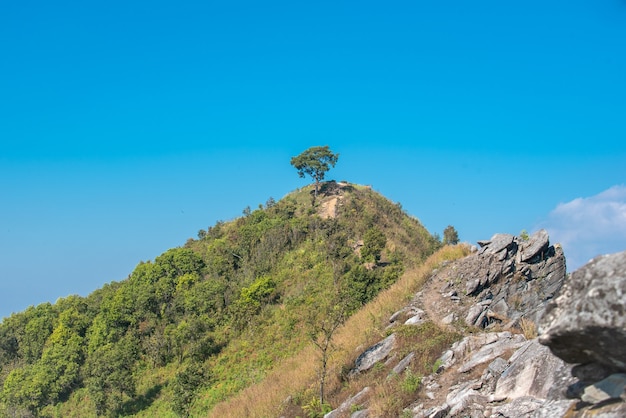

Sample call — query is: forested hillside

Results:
[0,182,442,417]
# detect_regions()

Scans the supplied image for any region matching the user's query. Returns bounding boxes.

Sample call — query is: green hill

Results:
[0,182,445,417]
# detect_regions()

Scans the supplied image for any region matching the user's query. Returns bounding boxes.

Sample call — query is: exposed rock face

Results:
[439,229,567,331]
[537,250,626,416]
[494,339,574,401]
[326,234,626,418]
[409,335,576,418]
[539,251,626,373]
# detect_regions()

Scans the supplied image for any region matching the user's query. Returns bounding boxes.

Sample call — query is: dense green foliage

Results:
[0,183,440,417]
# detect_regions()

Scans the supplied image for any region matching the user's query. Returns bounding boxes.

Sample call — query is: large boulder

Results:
[539,251,626,373]
[349,333,396,376]
[494,339,574,401]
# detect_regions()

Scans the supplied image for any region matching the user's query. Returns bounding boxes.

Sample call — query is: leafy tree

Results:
[307,299,347,408]
[232,276,277,328]
[171,361,209,417]
[305,271,358,408]
[2,312,84,415]
[20,303,56,363]
[2,365,42,415]
[443,225,460,245]
[83,335,138,416]
[265,196,276,208]
[361,227,387,263]
[290,146,339,205]
[0,324,19,366]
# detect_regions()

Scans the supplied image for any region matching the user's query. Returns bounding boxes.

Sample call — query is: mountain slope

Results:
[0,182,442,417]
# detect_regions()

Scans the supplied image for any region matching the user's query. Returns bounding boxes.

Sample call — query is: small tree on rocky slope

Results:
[305,274,356,410]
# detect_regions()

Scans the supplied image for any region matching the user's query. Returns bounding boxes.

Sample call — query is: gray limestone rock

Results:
[324,387,371,418]
[495,339,574,401]
[490,396,544,417]
[446,380,486,416]
[350,410,369,418]
[391,352,415,375]
[487,357,509,377]
[478,233,515,256]
[451,231,567,328]
[519,229,550,263]
[350,334,396,376]
[442,313,456,325]
[539,251,626,373]
[465,304,485,327]
[405,309,426,325]
[458,333,526,373]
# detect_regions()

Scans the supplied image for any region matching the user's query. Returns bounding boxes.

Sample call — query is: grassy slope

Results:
[207,244,470,417]
[1,183,451,417]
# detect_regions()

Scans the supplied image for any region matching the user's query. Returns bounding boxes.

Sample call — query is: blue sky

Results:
[2,0,625,320]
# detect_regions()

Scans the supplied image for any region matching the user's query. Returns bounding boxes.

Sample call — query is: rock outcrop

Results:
[539,251,626,372]
[539,251,626,416]
[452,229,566,328]
[323,232,626,418]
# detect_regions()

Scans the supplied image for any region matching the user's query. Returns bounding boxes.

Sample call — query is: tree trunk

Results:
[320,345,328,405]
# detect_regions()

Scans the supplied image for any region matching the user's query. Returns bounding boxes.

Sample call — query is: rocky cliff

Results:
[324,231,626,417]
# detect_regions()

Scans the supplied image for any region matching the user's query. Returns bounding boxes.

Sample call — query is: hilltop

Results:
[0,182,442,417]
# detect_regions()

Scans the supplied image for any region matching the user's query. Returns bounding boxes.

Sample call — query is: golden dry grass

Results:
[208,244,470,418]
[519,317,537,339]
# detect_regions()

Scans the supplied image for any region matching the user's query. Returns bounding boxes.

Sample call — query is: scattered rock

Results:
[389,308,407,323]
[391,352,414,375]
[441,313,456,325]
[349,334,396,376]
[405,309,426,325]
[446,380,486,416]
[324,387,371,418]
[490,396,544,416]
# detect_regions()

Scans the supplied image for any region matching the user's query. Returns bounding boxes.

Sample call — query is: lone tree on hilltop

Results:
[290,145,339,205]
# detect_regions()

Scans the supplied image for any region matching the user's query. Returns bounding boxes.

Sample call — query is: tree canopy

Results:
[290,146,339,204]
[443,225,460,245]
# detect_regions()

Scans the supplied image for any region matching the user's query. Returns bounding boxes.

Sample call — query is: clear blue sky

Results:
[2,1,625,320]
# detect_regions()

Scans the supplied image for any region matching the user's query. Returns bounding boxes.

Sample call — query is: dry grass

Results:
[519,317,537,339]
[208,244,470,417]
